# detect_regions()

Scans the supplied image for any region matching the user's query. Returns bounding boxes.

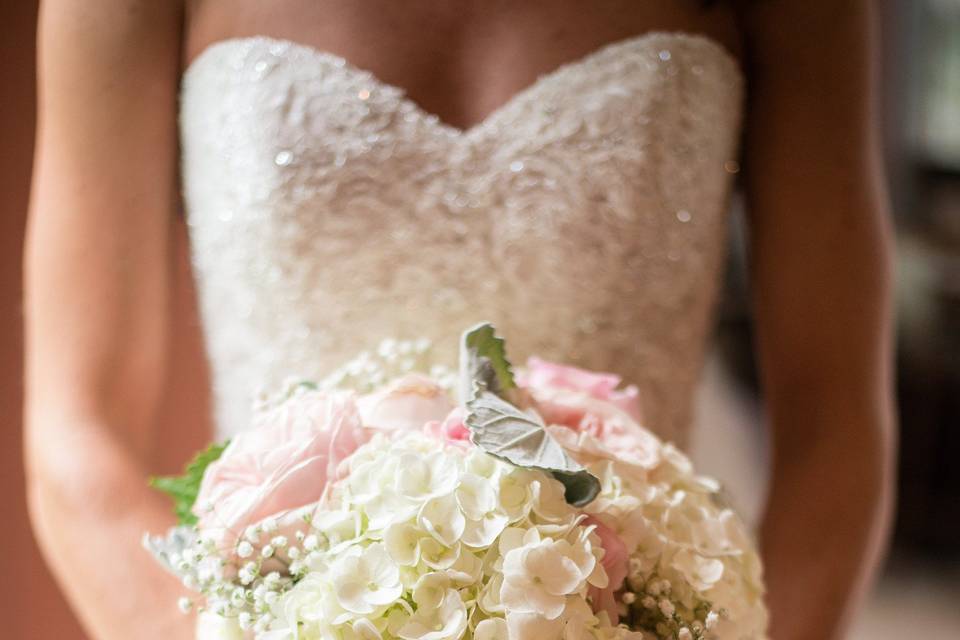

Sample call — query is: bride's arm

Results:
[741,1,896,639]
[24,1,194,637]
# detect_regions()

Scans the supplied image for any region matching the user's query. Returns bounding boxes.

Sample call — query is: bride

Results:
[24,0,894,638]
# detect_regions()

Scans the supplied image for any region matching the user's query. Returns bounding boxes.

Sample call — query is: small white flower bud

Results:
[261,545,275,559]
[230,588,246,608]
[177,597,193,614]
[378,338,396,357]
[238,612,254,630]
[705,611,719,629]
[622,592,636,604]
[239,563,258,585]
[303,535,319,551]
[237,541,254,558]
[264,571,281,586]
[261,518,278,533]
[287,547,301,560]
[270,535,288,548]
[244,526,260,544]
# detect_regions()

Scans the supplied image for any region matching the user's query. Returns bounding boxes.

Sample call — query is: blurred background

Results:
[2,1,958,638]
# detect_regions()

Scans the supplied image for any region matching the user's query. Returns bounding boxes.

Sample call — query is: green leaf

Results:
[458,322,516,405]
[149,440,229,526]
[466,389,601,508]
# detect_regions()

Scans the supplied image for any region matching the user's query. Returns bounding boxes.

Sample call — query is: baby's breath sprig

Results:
[622,566,722,640]
[250,337,456,420]
[319,337,456,393]
[150,514,319,633]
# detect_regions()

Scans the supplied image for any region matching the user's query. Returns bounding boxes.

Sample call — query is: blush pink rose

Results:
[194,390,370,551]
[520,357,642,422]
[440,407,470,441]
[356,373,454,432]
[546,415,660,470]
[421,407,471,446]
[520,357,660,467]
[584,515,630,620]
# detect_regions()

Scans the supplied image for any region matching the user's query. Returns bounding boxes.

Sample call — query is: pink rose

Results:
[440,407,470,441]
[422,407,471,446]
[520,358,659,467]
[520,357,642,422]
[546,418,660,470]
[584,515,629,620]
[194,390,370,552]
[357,374,454,432]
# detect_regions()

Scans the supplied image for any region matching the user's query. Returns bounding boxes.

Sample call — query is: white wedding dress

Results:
[181,32,744,446]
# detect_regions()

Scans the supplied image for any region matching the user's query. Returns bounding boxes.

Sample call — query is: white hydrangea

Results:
[329,543,403,616]
[181,417,766,640]
[233,432,605,640]
[500,528,605,619]
[555,430,769,639]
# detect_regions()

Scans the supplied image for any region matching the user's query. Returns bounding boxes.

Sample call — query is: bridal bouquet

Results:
[146,324,768,640]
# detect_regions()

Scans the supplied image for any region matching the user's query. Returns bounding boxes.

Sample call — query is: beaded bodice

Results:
[181,33,744,443]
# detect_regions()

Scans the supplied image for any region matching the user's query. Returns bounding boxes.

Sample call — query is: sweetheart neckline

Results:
[182,31,743,137]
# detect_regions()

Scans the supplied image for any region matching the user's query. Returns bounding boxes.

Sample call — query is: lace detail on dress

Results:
[181,33,744,444]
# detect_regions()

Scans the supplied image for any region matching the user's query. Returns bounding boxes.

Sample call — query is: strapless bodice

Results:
[181,33,744,444]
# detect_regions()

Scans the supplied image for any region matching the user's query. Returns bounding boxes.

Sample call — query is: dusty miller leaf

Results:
[466,388,601,508]
[149,440,229,526]
[458,322,517,405]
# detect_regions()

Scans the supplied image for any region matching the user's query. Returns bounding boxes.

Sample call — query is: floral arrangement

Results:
[146,324,768,639]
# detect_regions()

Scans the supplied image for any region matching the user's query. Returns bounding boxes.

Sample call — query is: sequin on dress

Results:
[181,33,745,443]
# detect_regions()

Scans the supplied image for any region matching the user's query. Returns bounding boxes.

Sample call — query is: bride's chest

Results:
[182,34,741,252]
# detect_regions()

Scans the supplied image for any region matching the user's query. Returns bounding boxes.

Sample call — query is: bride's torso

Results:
[180,1,745,444]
